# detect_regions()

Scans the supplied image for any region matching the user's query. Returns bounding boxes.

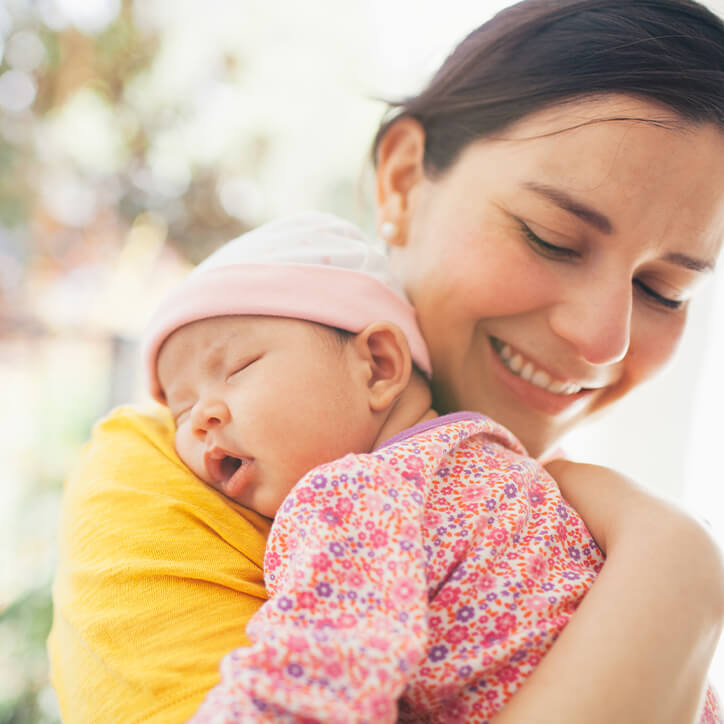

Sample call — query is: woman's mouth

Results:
[490,337,585,396]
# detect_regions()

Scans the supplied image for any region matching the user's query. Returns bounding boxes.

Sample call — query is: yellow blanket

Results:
[48,404,271,723]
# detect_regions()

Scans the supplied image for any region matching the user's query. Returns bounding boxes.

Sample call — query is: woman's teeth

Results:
[494,340,582,395]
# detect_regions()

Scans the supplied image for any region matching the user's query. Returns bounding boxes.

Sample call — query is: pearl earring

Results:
[379,221,398,241]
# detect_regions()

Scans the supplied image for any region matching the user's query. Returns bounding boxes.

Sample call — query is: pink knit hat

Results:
[143,212,432,402]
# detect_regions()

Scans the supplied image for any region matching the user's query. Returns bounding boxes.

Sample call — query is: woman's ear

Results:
[374,117,427,247]
[353,322,412,412]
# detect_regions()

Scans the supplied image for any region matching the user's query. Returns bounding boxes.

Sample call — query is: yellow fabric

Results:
[48,403,271,724]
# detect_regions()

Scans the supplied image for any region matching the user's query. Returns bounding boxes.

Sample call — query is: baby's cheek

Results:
[174,425,206,481]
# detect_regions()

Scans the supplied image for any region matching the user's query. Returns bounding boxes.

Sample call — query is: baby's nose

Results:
[190,398,231,438]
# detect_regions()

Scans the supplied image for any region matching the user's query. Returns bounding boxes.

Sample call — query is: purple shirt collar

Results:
[376,411,484,450]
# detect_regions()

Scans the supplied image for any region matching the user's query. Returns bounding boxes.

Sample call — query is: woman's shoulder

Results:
[63,401,272,557]
[87,401,178,459]
[66,402,188,505]
[51,402,271,724]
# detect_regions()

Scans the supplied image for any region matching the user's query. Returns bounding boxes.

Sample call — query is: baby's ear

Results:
[353,322,412,412]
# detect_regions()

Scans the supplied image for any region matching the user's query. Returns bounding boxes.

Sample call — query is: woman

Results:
[49,0,724,722]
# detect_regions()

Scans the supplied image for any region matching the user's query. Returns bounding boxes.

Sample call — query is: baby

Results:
[143,213,721,724]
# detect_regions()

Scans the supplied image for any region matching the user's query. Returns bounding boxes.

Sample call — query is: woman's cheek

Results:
[628,310,688,387]
[466,257,557,318]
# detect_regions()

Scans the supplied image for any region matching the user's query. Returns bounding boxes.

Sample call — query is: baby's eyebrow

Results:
[203,342,229,374]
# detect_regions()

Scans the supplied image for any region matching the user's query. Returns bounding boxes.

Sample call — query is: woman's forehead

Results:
[501,94,689,138]
[453,97,724,255]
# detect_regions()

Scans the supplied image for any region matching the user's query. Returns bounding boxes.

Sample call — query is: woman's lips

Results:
[488,336,599,416]
[492,338,583,394]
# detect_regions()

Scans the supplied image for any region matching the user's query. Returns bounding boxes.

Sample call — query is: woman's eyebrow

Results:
[663,251,715,273]
[522,181,614,234]
[523,181,717,272]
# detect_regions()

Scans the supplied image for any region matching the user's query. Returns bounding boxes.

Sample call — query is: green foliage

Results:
[0,141,26,228]
[0,586,59,724]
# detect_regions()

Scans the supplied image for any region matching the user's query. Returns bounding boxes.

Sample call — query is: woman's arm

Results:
[491,460,724,724]
[48,404,272,724]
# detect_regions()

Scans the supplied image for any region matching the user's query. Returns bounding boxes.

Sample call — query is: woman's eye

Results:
[519,222,578,260]
[633,279,684,311]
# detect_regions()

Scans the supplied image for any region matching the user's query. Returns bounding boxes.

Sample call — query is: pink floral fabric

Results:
[190,413,722,724]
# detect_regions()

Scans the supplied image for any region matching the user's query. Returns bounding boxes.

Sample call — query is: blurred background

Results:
[0,0,723,721]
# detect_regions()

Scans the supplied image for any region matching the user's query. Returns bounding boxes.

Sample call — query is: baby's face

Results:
[157,316,378,517]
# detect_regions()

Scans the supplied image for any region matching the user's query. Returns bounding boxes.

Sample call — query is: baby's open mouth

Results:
[204,448,248,484]
[219,456,242,480]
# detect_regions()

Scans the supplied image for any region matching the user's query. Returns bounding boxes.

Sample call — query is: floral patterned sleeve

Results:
[188,452,431,724]
[187,413,723,724]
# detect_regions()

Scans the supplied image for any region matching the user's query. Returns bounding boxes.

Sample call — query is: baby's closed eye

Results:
[225,355,262,383]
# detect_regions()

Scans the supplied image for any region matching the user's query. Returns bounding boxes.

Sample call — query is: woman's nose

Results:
[548,278,632,366]
[190,397,231,439]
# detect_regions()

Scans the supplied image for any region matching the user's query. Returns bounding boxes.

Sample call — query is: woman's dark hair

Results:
[372,0,724,174]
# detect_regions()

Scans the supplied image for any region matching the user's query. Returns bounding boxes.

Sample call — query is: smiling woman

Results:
[378,97,724,456]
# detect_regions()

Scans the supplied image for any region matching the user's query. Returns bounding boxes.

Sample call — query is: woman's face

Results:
[380,96,724,457]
